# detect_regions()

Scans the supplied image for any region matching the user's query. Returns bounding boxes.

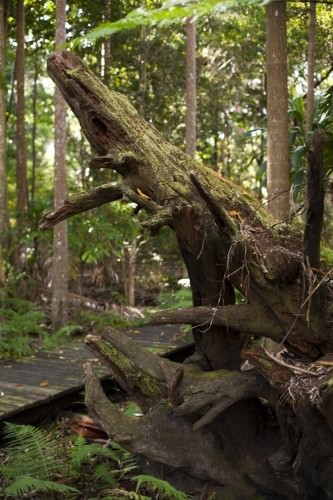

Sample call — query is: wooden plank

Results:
[0,326,187,423]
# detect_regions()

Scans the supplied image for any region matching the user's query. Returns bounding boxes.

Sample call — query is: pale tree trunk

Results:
[31,52,38,209]
[266,0,290,221]
[185,17,196,157]
[0,0,7,286]
[122,24,149,307]
[306,0,316,133]
[51,0,69,329]
[123,240,137,307]
[16,0,29,224]
[102,0,112,85]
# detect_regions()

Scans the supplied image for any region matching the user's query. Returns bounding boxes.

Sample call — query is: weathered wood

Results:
[0,326,184,423]
[0,340,109,422]
[43,51,333,499]
[84,362,260,498]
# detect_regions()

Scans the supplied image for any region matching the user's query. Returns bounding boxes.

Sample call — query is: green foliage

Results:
[75,0,260,45]
[289,87,333,199]
[69,202,139,267]
[123,401,143,417]
[0,296,45,359]
[0,293,85,358]
[321,246,333,267]
[157,287,192,309]
[0,422,79,498]
[0,423,140,499]
[4,476,78,498]
[73,308,144,334]
[42,324,83,350]
[134,474,189,500]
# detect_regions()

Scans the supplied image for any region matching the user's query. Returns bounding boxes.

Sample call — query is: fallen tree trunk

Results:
[40,51,333,499]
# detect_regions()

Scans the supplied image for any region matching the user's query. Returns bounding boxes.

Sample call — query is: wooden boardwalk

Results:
[0,325,188,424]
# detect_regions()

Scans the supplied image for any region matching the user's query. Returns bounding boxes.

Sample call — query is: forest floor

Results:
[0,322,196,499]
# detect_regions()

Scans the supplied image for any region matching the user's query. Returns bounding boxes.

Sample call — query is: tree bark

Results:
[31,51,38,209]
[102,0,112,85]
[41,52,333,499]
[185,17,197,158]
[51,0,69,329]
[266,0,290,221]
[123,239,137,307]
[0,0,7,285]
[306,0,316,133]
[16,0,29,222]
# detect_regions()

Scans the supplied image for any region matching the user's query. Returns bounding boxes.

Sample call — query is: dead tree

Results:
[40,51,333,499]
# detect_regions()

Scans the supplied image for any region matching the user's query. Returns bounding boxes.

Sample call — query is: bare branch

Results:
[39,182,161,229]
[152,304,284,340]
[39,182,123,229]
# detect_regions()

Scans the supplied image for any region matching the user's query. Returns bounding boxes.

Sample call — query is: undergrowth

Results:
[157,288,192,310]
[0,422,191,499]
[0,291,147,359]
[0,295,83,359]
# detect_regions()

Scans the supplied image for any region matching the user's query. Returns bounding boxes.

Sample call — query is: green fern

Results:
[0,423,182,500]
[134,474,189,500]
[69,436,120,468]
[4,476,79,498]
[93,463,117,487]
[0,423,79,498]
[1,422,64,480]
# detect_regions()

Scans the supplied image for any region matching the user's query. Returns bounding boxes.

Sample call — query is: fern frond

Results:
[2,423,64,481]
[4,475,79,498]
[69,436,121,468]
[93,463,117,487]
[134,474,189,500]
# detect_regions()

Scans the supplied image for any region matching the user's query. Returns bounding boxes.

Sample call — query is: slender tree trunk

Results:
[185,17,196,157]
[51,0,69,328]
[31,52,38,209]
[266,0,290,221]
[0,0,7,285]
[306,0,316,133]
[138,25,148,118]
[16,0,29,223]
[122,24,150,307]
[102,0,112,85]
[123,240,137,307]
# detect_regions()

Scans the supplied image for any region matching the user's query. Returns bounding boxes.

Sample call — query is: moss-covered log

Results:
[41,51,333,499]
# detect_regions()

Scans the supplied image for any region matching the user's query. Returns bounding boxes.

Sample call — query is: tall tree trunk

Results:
[306,0,316,133]
[185,17,196,158]
[266,0,290,221]
[51,0,69,329]
[31,51,38,209]
[0,0,7,285]
[123,240,137,307]
[16,0,29,223]
[102,0,112,85]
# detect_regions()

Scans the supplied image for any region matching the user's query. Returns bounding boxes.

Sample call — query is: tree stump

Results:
[40,51,333,499]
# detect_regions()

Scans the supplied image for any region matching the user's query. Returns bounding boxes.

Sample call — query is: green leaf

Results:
[4,476,79,498]
[72,0,261,46]
[134,474,189,500]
